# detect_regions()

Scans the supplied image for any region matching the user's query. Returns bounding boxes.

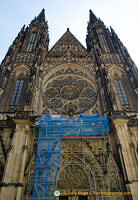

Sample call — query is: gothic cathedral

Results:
[0,9,137,200]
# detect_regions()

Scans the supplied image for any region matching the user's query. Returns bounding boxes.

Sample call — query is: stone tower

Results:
[0,9,137,200]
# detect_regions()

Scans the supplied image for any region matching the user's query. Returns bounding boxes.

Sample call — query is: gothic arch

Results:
[12,64,30,76]
[56,152,103,192]
[7,65,30,109]
[110,69,130,109]
[43,63,95,88]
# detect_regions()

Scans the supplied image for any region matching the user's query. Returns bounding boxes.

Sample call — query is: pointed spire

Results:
[110,26,116,35]
[110,26,119,40]
[89,9,98,24]
[37,8,45,22]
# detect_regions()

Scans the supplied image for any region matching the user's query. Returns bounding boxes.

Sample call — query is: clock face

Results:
[43,68,97,115]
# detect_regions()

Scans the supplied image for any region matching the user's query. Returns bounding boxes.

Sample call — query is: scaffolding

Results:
[61,114,109,137]
[32,115,61,200]
[26,115,124,200]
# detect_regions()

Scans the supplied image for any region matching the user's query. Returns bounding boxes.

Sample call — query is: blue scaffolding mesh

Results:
[61,114,109,136]
[32,115,110,200]
[32,115,61,200]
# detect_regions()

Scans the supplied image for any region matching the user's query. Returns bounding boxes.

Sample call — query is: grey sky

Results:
[0,0,138,66]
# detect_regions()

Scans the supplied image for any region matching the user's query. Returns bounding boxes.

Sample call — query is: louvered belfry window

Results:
[99,34,110,53]
[27,33,36,52]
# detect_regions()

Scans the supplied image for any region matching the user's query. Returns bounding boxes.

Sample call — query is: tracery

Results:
[43,68,97,114]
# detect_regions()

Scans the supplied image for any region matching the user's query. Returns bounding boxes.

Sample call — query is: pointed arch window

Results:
[27,32,36,52]
[10,79,24,105]
[115,79,129,105]
[99,34,110,53]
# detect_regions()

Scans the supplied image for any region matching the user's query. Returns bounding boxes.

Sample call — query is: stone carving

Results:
[57,165,89,190]
[49,30,88,57]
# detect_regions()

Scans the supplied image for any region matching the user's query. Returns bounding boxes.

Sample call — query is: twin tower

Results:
[0,9,137,200]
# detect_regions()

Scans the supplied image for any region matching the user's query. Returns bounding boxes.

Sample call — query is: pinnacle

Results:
[37,8,45,22]
[89,9,98,24]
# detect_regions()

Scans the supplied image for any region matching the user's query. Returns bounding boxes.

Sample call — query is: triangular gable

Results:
[49,29,88,57]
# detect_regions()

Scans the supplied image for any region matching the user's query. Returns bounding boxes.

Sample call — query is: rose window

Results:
[60,86,80,100]
[43,74,97,115]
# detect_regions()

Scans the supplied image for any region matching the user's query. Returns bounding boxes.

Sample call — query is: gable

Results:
[49,29,88,57]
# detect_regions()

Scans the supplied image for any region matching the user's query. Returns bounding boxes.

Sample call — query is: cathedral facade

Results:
[0,9,137,200]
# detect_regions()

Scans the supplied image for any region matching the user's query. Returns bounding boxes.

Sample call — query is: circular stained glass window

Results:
[43,73,97,115]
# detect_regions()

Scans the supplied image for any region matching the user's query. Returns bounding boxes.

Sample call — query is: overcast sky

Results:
[0,0,138,66]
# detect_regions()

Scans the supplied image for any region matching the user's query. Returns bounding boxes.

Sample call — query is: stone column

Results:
[113,118,138,200]
[0,119,32,200]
